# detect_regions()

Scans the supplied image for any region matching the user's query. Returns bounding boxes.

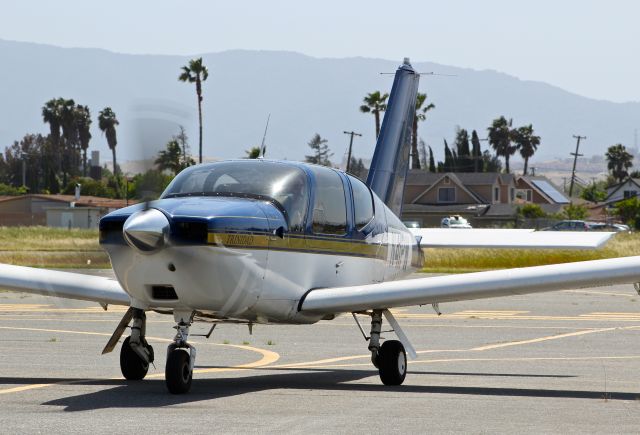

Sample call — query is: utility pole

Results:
[343,130,362,173]
[569,135,586,197]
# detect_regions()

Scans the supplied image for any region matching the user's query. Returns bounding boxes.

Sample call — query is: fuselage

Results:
[99,160,422,324]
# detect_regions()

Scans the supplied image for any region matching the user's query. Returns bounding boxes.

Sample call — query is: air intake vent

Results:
[151,285,178,300]
[174,221,208,244]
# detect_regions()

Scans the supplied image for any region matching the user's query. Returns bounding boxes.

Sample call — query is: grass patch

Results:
[421,232,640,272]
[242,341,250,345]
[0,226,109,268]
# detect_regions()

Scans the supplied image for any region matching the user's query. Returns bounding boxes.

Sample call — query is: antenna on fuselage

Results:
[259,114,271,159]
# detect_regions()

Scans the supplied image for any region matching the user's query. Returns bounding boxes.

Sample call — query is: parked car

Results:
[403,220,421,229]
[543,220,591,231]
[587,222,630,232]
[441,215,472,229]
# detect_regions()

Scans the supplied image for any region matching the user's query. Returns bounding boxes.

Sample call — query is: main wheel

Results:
[166,349,192,394]
[120,336,150,380]
[377,340,407,386]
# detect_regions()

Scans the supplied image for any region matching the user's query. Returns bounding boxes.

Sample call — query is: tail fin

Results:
[365,58,419,216]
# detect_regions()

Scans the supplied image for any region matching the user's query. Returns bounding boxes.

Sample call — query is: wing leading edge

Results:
[0,264,129,306]
[299,256,640,314]
[410,228,615,249]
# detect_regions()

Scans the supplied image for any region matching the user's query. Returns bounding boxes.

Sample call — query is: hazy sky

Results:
[1,0,639,102]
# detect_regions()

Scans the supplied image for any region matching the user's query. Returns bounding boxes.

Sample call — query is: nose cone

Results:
[123,208,170,253]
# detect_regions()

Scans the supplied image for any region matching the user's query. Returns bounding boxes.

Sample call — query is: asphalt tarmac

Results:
[1,271,640,433]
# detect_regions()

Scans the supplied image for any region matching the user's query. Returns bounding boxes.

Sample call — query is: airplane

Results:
[1,58,640,394]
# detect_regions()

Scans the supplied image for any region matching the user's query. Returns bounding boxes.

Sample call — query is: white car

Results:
[441,215,472,228]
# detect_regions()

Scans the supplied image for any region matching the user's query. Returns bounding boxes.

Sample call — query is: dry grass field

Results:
[422,231,640,273]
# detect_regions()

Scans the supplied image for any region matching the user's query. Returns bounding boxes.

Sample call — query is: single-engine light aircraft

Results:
[2,58,640,394]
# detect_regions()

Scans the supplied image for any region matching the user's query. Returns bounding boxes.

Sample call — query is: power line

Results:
[343,130,362,173]
[569,135,586,197]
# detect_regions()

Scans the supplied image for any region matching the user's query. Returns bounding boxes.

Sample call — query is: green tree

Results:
[98,107,119,176]
[245,147,261,158]
[75,105,92,177]
[513,124,540,175]
[175,125,194,169]
[131,169,174,200]
[563,203,588,220]
[42,98,65,192]
[428,146,436,172]
[179,57,209,164]
[155,139,184,176]
[487,116,516,173]
[454,128,473,172]
[305,134,333,166]
[614,197,640,224]
[580,182,607,203]
[411,93,435,169]
[481,150,502,173]
[471,130,482,172]
[359,91,388,138]
[443,139,455,172]
[606,144,633,183]
[519,204,546,218]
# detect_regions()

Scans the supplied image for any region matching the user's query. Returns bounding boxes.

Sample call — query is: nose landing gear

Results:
[165,311,196,394]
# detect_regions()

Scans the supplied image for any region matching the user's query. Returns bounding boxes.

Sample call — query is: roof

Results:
[605,178,640,201]
[517,176,569,204]
[0,194,131,209]
[411,173,486,204]
[407,171,508,187]
[402,203,490,214]
[482,203,564,217]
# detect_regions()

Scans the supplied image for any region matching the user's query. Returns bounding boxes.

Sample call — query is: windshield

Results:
[161,161,309,232]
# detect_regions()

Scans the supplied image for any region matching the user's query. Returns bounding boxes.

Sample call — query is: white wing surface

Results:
[0,264,129,306]
[411,228,614,249]
[300,256,640,313]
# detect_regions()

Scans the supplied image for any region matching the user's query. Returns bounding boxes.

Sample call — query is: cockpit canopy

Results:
[161,161,309,231]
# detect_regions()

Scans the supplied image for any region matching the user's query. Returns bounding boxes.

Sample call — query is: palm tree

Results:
[179,57,209,164]
[98,107,120,176]
[59,98,78,185]
[359,91,389,138]
[513,124,540,175]
[75,105,92,176]
[606,144,634,183]
[42,98,65,191]
[487,116,517,173]
[411,93,435,169]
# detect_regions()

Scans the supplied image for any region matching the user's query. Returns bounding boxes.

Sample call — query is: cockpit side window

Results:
[310,167,347,235]
[348,175,374,231]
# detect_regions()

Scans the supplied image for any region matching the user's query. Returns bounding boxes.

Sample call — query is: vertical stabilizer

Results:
[366,58,419,216]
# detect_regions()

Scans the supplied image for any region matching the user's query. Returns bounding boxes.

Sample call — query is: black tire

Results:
[377,340,407,386]
[166,349,192,394]
[120,336,150,380]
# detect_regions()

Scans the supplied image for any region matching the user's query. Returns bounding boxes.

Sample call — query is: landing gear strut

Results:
[367,310,407,385]
[165,311,196,394]
[120,308,154,380]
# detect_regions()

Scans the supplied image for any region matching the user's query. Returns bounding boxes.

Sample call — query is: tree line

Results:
[0,57,210,198]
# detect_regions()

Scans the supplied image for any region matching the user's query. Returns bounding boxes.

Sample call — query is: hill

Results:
[1,39,638,167]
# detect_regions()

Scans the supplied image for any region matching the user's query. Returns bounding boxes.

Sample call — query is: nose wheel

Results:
[166,348,193,394]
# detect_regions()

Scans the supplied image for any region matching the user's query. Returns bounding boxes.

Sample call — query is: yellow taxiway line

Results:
[0,325,280,394]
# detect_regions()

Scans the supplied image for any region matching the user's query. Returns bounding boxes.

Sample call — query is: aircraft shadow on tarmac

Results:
[0,367,636,411]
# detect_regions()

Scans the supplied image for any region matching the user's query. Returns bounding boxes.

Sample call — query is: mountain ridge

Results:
[0,38,637,166]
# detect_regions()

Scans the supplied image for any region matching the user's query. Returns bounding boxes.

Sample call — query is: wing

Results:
[0,263,129,306]
[299,256,640,313]
[410,228,614,249]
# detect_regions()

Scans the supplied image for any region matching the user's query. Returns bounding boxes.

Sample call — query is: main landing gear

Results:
[355,309,416,385]
[119,309,155,380]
